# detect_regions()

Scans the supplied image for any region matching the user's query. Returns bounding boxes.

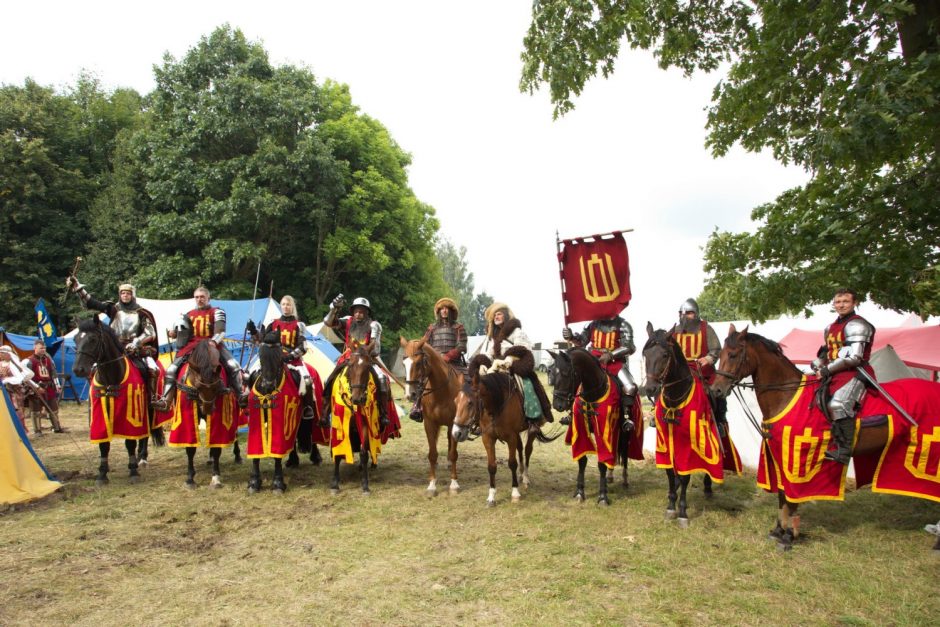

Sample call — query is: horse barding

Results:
[72,317,169,487]
[401,336,464,496]
[549,347,645,505]
[324,340,401,494]
[452,349,561,507]
[244,331,307,494]
[642,324,742,527]
[711,324,940,551]
[165,338,239,489]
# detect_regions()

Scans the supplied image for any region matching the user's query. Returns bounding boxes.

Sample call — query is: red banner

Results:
[558,232,631,324]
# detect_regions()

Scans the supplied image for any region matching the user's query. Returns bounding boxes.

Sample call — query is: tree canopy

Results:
[522,1,940,319]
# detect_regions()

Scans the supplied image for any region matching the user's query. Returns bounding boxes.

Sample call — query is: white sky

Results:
[3,1,810,343]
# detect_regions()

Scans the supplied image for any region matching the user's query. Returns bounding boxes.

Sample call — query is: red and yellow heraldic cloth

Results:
[329,373,400,464]
[168,364,238,448]
[247,372,301,459]
[757,376,940,503]
[566,379,644,468]
[89,357,149,443]
[655,378,739,482]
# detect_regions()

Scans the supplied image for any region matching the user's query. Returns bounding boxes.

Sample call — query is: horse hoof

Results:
[426,488,437,498]
[247,486,259,495]
[362,488,371,496]
[776,541,793,552]
[209,477,223,489]
[184,481,196,490]
[486,500,496,508]
[330,487,340,495]
[449,486,460,495]
[574,492,585,503]
[234,457,243,465]
[665,509,677,520]
[597,496,610,506]
[273,487,285,495]
[677,518,690,529]
[137,459,149,468]
[95,478,109,488]
[128,475,140,485]
[511,495,522,503]
[703,490,714,500]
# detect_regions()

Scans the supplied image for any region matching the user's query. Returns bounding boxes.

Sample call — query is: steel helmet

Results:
[350,297,372,316]
[679,298,699,316]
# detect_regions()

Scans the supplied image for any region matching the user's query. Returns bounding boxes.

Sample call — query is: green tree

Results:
[522,1,940,319]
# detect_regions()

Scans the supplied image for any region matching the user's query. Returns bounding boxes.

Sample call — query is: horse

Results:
[549,347,642,505]
[451,354,559,507]
[168,339,239,489]
[72,317,166,487]
[326,342,385,494]
[642,324,721,527]
[401,337,463,496]
[710,324,940,551]
[245,335,302,494]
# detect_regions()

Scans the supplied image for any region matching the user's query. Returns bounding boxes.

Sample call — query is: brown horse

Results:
[452,355,559,506]
[710,324,937,550]
[401,337,463,496]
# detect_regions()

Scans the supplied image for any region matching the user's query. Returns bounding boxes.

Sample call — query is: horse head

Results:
[345,342,375,407]
[400,336,427,403]
[72,317,122,380]
[642,322,687,401]
[452,378,481,443]
[548,349,578,413]
[187,339,223,417]
[255,331,284,396]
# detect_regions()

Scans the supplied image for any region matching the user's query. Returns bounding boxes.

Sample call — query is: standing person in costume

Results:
[408,297,467,422]
[155,286,247,411]
[247,295,319,420]
[476,302,553,423]
[562,311,639,432]
[0,346,32,431]
[67,277,161,405]
[674,297,727,430]
[320,295,391,430]
[26,340,64,434]
[811,288,876,464]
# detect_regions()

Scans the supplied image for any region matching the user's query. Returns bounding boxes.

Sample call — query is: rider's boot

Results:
[620,394,635,433]
[152,380,175,412]
[378,392,390,431]
[824,418,856,465]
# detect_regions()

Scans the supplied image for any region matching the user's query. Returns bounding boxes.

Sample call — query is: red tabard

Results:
[247,371,302,458]
[176,307,218,358]
[89,358,149,443]
[270,318,301,352]
[825,314,875,389]
[168,363,238,448]
[675,321,715,384]
[27,354,57,401]
[565,378,644,468]
[654,378,727,482]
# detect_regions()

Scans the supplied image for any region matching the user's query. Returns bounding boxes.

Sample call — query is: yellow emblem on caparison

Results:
[579,253,620,303]
[904,426,940,483]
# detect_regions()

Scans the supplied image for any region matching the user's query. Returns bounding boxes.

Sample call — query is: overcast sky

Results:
[3,1,810,343]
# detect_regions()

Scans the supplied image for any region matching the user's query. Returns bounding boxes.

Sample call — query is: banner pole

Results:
[556,230,568,329]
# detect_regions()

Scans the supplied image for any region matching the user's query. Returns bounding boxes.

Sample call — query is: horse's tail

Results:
[296,418,312,454]
[530,423,565,444]
[150,423,166,447]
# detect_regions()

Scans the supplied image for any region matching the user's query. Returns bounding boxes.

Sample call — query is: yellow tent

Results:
[0,387,61,505]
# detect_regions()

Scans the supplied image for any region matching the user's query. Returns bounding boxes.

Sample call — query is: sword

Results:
[854,366,917,427]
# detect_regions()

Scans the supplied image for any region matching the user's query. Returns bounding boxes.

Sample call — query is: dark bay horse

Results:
[710,324,940,551]
[170,339,238,489]
[549,347,638,505]
[401,337,463,496]
[643,324,715,527]
[327,342,382,494]
[72,317,165,486]
[452,355,559,506]
[246,336,301,494]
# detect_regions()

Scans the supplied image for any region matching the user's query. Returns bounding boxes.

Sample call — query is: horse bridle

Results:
[405,348,457,399]
[644,336,690,391]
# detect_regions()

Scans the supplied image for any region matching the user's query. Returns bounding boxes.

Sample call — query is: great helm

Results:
[679,298,699,316]
[350,297,372,316]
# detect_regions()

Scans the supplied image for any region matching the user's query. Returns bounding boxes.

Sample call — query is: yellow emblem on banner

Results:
[579,253,620,303]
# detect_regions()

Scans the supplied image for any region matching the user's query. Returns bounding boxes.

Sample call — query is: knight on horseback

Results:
[562,311,638,431]
[409,297,467,423]
[811,288,876,465]
[675,298,728,432]
[320,294,391,430]
[247,295,318,421]
[154,286,247,411]
[66,276,161,405]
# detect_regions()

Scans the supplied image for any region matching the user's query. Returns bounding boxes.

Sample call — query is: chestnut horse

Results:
[710,324,940,551]
[642,325,715,527]
[401,337,464,496]
[452,355,559,506]
[549,347,640,505]
[72,318,165,486]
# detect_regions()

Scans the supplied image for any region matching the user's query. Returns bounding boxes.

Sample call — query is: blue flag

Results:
[35,298,58,347]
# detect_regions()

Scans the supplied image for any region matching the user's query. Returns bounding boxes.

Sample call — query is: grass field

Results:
[2,390,939,626]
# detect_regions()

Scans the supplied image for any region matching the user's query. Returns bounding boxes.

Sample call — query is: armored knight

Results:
[409,297,467,422]
[811,288,876,465]
[675,297,727,429]
[67,276,160,402]
[562,312,639,431]
[154,286,247,411]
[320,295,390,429]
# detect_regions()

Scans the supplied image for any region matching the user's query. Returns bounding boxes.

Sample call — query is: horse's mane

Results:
[644,328,687,363]
[478,370,512,416]
[258,335,283,378]
[728,330,803,375]
[467,354,492,383]
[79,318,121,350]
